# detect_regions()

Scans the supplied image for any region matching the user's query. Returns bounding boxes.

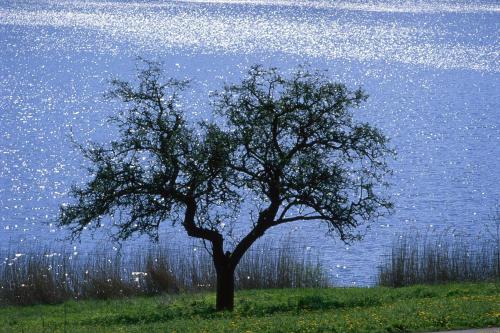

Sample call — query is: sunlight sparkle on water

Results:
[0,0,499,285]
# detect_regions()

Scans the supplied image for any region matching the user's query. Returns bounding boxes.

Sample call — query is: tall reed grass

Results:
[0,242,328,306]
[378,229,500,287]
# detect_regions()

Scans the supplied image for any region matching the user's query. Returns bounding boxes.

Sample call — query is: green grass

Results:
[1,282,498,333]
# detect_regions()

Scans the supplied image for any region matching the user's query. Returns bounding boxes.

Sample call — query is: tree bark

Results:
[215,264,235,311]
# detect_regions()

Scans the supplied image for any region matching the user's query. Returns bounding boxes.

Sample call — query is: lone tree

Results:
[59,61,393,311]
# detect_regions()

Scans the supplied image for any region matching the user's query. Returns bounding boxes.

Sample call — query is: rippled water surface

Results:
[1,0,499,285]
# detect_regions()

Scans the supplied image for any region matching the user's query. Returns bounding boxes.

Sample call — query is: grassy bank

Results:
[1,282,498,332]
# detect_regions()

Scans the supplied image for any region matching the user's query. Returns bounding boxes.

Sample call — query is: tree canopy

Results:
[60,61,393,310]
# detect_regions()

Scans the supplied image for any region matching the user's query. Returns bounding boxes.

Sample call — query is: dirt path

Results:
[426,329,499,333]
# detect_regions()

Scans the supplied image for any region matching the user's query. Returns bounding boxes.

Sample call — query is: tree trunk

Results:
[215,265,235,311]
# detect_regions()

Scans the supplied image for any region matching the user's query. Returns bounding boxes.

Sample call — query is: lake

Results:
[0,0,499,285]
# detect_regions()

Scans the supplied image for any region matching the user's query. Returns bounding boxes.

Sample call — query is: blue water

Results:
[0,0,499,285]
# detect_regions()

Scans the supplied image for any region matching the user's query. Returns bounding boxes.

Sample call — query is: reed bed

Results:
[378,231,500,287]
[0,242,328,306]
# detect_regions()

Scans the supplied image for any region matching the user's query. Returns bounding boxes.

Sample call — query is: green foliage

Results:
[59,60,394,310]
[1,283,498,332]
[60,61,393,246]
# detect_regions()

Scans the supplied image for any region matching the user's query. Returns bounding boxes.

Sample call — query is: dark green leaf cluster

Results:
[60,61,393,264]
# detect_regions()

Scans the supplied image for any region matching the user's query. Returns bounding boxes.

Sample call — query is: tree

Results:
[59,61,393,311]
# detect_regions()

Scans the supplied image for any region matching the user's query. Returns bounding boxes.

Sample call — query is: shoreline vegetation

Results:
[1,230,498,307]
[378,232,499,287]
[0,241,328,307]
[1,230,498,331]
